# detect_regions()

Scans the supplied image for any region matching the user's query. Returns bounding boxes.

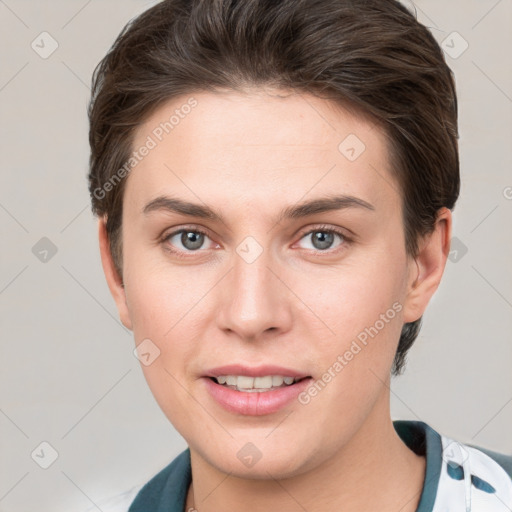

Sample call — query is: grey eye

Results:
[164,230,208,251]
[298,230,344,251]
[179,231,205,250]
[311,231,335,250]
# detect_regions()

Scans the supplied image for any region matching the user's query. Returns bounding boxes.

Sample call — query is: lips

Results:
[202,364,313,415]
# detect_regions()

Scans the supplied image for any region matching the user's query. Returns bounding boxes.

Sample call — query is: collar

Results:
[394,420,512,512]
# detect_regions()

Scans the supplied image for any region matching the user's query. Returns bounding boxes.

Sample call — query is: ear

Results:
[402,207,452,323]
[98,218,133,330]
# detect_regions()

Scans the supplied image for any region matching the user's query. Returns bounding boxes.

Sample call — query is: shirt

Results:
[95,420,512,511]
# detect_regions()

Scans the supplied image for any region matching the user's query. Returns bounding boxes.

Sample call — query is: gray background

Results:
[1,0,511,510]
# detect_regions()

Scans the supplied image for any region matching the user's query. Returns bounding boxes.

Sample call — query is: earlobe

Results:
[97,218,133,330]
[402,208,452,323]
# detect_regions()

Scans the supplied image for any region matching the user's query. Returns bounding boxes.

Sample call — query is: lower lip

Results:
[203,377,313,416]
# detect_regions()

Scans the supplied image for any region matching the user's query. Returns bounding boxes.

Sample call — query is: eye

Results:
[296,226,348,252]
[162,228,216,253]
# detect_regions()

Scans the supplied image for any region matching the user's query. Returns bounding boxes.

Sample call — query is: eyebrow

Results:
[142,194,375,224]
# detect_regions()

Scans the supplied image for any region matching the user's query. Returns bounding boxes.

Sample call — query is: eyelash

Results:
[160,224,352,259]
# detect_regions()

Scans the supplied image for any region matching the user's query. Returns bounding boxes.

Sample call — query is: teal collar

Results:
[394,420,442,512]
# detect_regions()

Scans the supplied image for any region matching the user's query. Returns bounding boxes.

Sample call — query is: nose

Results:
[215,244,293,341]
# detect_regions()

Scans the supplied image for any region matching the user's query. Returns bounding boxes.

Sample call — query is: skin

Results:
[99,88,451,511]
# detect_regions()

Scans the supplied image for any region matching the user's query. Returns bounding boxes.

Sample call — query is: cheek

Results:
[124,262,206,428]
[122,240,208,337]
[297,251,407,345]
[123,251,214,403]
[139,357,201,436]
[298,261,407,420]
[292,263,405,435]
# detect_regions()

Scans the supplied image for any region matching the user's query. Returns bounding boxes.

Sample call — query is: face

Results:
[103,88,438,479]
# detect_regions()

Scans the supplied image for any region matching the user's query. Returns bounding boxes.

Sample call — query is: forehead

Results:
[126,89,399,217]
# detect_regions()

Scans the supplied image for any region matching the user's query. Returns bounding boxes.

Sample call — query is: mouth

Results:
[202,365,313,415]
[202,370,313,416]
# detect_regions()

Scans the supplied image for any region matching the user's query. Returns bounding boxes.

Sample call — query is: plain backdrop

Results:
[1,0,511,510]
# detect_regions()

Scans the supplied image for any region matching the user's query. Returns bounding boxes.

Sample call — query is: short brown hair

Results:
[87,0,459,375]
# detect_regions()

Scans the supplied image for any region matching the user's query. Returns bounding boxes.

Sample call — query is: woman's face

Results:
[110,88,422,478]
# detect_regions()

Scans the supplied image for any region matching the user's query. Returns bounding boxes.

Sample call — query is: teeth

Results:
[237,376,254,389]
[272,376,284,387]
[214,375,302,392]
[254,376,272,388]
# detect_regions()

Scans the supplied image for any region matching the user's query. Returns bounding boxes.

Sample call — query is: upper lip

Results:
[204,364,311,379]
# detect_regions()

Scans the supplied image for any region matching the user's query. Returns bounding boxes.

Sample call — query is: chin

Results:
[198,439,317,480]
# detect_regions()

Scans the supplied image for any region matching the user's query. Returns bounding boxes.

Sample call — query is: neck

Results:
[186,389,425,512]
